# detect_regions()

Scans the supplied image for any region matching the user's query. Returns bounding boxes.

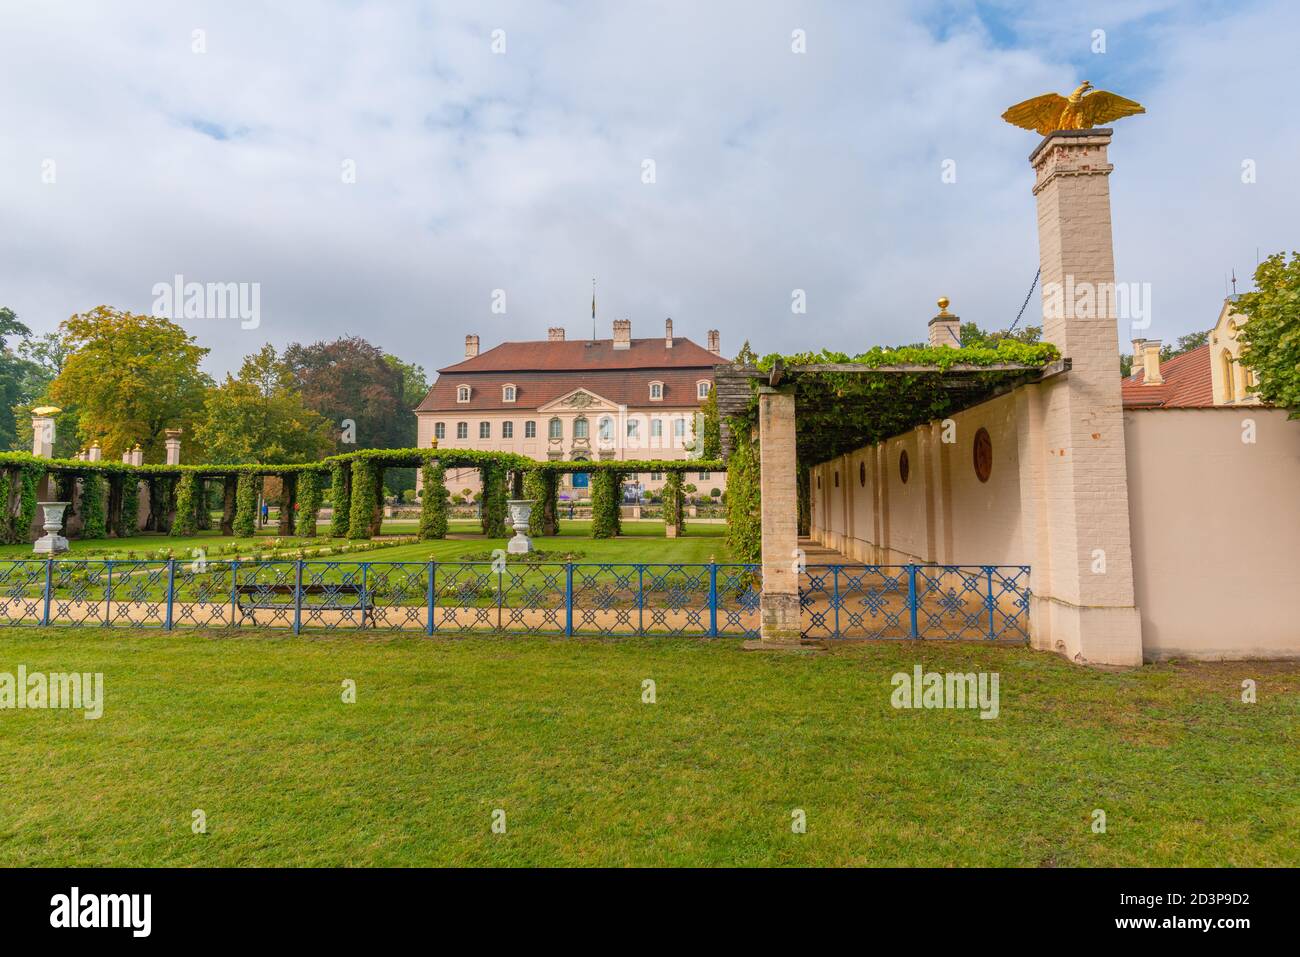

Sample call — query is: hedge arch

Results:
[234,473,258,537]
[295,470,322,536]
[171,472,199,537]
[590,471,622,539]
[663,471,684,537]
[522,469,557,536]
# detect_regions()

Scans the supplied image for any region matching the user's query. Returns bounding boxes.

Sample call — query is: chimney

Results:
[707,329,720,355]
[927,297,961,348]
[1141,339,1164,385]
[613,318,631,350]
[664,317,674,349]
[547,327,565,342]
[164,428,182,466]
[465,334,480,358]
[1130,338,1146,374]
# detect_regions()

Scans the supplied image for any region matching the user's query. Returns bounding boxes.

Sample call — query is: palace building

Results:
[414,319,728,499]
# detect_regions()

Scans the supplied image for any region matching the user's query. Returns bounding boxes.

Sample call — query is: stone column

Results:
[751,387,802,646]
[31,409,58,458]
[132,445,144,467]
[1024,128,1143,666]
[164,429,182,465]
[88,441,102,462]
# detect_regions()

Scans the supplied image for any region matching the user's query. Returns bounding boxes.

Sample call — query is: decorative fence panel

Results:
[0,560,1028,642]
[801,564,1031,642]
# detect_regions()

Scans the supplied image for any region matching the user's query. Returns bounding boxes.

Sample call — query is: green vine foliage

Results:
[522,469,556,536]
[796,463,811,536]
[171,473,199,537]
[479,463,508,538]
[20,466,43,541]
[120,479,139,538]
[724,416,761,563]
[749,341,1060,465]
[0,468,11,544]
[418,459,448,540]
[663,471,684,535]
[295,470,322,536]
[590,471,622,539]
[348,460,378,540]
[80,474,108,540]
[234,472,258,537]
[699,386,721,459]
[328,461,350,537]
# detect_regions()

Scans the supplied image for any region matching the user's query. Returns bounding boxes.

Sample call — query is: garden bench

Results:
[235,583,375,626]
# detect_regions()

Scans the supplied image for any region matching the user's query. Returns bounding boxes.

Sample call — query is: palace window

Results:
[456,385,471,403]
[649,381,664,401]
[574,417,589,440]
[479,422,491,439]
[651,419,663,438]
[698,471,710,480]
[598,417,613,441]
[525,420,537,439]
[502,384,517,403]
[673,418,686,439]
[626,419,639,440]
[650,471,663,481]
[697,381,711,399]
[548,417,562,440]
[456,422,468,440]
[502,421,514,439]
[434,422,446,440]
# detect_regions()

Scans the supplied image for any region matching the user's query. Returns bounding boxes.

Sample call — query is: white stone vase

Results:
[506,499,536,554]
[33,501,71,555]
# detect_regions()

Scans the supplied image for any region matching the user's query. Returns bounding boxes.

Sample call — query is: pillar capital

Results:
[1030,128,1113,195]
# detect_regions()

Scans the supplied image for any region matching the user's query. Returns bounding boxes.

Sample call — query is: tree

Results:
[283,337,409,452]
[0,307,34,450]
[48,306,211,460]
[381,354,429,497]
[192,345,336,463]
[10,331,79,457]
[1237,251,1300,416]
[958,321,1043,348]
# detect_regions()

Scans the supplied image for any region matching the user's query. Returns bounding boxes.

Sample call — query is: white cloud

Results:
[0,0,1294,375]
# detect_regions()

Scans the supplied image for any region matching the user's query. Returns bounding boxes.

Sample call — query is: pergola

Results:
[711,352,1069,645]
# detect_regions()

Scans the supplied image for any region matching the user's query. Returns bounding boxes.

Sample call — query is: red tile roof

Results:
[1121,343,1215,409]
[437,336,722,374]
[417,369,714,413]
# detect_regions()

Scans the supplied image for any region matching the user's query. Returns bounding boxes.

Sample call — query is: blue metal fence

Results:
[0,559,1030,641]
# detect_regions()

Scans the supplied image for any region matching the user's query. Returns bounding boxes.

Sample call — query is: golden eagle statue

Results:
[1001,81,1144,135]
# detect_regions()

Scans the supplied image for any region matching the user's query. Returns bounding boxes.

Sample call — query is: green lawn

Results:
[0,631,1294,866]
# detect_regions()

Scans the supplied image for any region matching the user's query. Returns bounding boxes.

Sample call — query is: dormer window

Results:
[502,384,517,403]
[697,380,711,400]
[649,381,664,401]
[456,385,471,403]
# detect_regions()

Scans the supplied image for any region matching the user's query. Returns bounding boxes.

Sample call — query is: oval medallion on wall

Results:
[899,450,910,484]
[973,427,993,483]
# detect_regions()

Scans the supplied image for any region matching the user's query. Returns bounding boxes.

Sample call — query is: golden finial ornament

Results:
[936,297,953,317]
[32,405,61,416]
[430,436,439,450]
[1001,81,1144,136]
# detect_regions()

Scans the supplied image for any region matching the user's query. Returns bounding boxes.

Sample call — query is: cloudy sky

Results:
[1,0,1295,376]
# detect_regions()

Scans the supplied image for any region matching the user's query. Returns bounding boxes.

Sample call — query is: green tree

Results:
[958,321,1043,348]
[193,345,335,464]
[10,332,80,456]
[283,337,409,452]
[0,307,34,450]
[1236,252,1299,416]
[48,306,211,460]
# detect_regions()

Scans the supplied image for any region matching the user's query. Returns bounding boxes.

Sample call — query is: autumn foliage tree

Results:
[283,337,413,451]
[48,306,211,460]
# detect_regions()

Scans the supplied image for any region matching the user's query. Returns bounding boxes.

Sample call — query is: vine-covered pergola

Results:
[0,447,726,546]
[710,341,1065,645]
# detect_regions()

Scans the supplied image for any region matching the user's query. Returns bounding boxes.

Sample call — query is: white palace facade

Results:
[415,318,728,500]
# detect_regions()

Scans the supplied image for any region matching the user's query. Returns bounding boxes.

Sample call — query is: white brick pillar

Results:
[87,441,102,462]
[164,429,182,466]
[753,387,802,646]
[1024,128,1143,666]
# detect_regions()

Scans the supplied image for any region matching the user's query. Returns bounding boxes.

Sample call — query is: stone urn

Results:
[506,499,536,554]
[33,501,71,555]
